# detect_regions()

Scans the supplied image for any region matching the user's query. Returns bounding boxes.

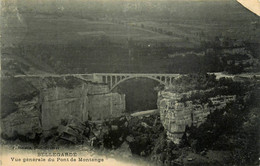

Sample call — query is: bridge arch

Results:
[110,75,167,91]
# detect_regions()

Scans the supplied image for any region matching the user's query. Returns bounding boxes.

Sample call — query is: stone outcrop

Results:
[158,90,236,144]
[1,96,42,138]
[1,77,125,138]
[1,78,42,138]
[38,79,125,130]
[87,93,125,121]
[40,85,89,130]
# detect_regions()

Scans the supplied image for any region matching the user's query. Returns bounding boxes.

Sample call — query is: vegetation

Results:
[165,74,259,165]
[2,0,259,75]
[185,83,259,165]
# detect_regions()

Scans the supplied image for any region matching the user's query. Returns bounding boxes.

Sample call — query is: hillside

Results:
[1,0,259,75]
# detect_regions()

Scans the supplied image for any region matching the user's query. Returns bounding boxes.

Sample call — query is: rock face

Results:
[1,77,125,138]
[1,96,42,138]
[40,85,89,130]
[87,93,125,121]
[1,78,42,138]
[158,90,236,144]
[39,79,125,130]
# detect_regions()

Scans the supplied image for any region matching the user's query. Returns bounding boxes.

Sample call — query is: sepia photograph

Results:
[0,0,259,165]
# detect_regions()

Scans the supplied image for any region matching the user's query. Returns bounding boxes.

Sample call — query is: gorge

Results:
[1,73,259,165]
[1,73,257,141]
[1,76,125,138]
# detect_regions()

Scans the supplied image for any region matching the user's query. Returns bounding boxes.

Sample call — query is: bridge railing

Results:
[92,73,183,90]
[93,73,181,77]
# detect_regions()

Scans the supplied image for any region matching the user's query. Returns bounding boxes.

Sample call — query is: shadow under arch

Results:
[111,77,164,113]
[110,75,167,92]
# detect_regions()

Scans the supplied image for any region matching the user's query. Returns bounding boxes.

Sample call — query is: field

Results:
[1,0,259,74]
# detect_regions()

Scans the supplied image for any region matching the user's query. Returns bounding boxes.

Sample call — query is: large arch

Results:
[110,75,167,91]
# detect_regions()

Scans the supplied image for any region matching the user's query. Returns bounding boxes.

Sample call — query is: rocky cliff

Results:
[158,90,236,144]
[1,77,125,138]
[157,74,240,144]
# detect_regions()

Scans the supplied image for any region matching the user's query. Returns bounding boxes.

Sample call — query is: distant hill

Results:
[1,0,259,74]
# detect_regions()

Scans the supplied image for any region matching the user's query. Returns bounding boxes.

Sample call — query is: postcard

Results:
[1,0,259,165]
